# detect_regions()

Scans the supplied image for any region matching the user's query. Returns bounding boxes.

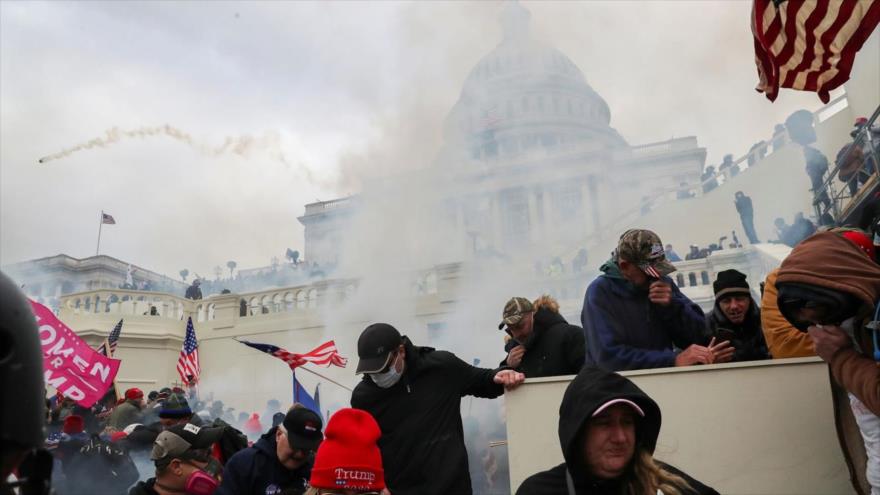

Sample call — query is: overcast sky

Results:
[0,1,824,278]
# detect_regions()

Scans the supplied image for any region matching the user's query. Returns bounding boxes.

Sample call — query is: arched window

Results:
[250,297,260,316]
[284,292,295,311]
[676,274,685,287]
[273,293,283,312]
[688,273,697,287]
[296,291,307,309]
[307,289,318,309]
[701,271,710,285]
[261,295,272,313]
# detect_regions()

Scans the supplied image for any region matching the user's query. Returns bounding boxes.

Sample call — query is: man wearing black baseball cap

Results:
[129,423,224,495]
[351,322,525,495]
[216,405,323,495]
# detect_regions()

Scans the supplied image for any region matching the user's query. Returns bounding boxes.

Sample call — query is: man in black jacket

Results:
[350,323,524,495]
[734,191,760,244]
[704,270,770,362]
[516,367,718,495]
[499,295,585,377]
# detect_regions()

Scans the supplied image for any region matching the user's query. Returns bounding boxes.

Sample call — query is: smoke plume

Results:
[36,124,323,184]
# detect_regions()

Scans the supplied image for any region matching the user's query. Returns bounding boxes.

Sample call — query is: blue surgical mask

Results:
[370,353,403,389]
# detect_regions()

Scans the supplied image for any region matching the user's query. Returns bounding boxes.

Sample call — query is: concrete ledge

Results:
[505,358,849,494]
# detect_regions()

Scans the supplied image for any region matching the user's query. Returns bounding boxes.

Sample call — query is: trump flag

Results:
[30,300,121,408]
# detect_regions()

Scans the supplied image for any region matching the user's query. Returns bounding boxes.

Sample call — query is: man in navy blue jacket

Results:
[581,229,734,371]
[215,407,323,495]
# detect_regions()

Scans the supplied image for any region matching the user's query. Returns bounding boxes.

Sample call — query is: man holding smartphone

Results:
[581,229,731,371]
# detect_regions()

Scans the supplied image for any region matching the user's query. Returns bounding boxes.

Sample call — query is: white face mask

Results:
[370,353,403,389]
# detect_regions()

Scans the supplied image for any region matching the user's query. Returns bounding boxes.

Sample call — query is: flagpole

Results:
[298,365,353,392]
[96,211,104,256]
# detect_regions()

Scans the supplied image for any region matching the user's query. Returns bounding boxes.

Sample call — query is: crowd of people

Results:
[4,133,880,495]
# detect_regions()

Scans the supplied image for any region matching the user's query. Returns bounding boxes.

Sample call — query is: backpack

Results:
[210,418,249,464]
[62,435,140,495]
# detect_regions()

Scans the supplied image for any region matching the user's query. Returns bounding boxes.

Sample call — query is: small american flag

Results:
[101,212,116,225]
[752,0,880,102]
[237,339,348,370]
[177,317,200,386]
[96,319,123,357]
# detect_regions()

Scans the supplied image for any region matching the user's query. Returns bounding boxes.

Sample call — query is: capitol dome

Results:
[442,1,626,162]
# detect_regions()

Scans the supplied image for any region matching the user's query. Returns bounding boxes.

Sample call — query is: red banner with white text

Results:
[30,300,121,408]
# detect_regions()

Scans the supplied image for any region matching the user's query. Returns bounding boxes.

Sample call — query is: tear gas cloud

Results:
[2,2,829,491]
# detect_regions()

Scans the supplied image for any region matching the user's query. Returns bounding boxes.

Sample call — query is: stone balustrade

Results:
[61,289,190,320]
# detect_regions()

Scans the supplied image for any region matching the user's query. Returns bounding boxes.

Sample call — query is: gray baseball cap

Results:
[150,423,223,462]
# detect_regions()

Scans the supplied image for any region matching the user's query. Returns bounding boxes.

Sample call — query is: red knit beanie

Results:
[125,388,143,401]
[63,415,84,435]
[309,408,384,491]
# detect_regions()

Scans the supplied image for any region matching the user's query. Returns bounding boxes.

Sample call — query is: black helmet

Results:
[0,270,45,472]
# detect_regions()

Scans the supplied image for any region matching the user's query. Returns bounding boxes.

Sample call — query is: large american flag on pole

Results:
[177,317,200,386]
[752,0,880,102]
[236,339,348,370]
[96,319,124,357]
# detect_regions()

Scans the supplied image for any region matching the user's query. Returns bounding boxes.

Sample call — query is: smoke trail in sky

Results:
[36,124,322,183]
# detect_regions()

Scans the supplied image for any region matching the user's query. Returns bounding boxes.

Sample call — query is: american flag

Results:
[752,0,880,102]
[101,211,116,225]
[96,319,124,356]
[237,339,348,370]
[177,317,200,386]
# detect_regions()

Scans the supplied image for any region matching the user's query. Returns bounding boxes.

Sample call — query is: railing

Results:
[62,289,190,320]
[813,103,880,222]
[303,196,353,215]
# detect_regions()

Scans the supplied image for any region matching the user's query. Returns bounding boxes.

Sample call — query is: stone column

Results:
[526,188,539,243]
[542,185,554,238]
[490,192,504,249]
[587,175,601,234]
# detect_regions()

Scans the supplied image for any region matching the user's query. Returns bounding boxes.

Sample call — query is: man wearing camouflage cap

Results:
[581,229,730,371]
[499,295,585,377]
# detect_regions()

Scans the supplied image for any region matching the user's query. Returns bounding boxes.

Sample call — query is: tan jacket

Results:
[760,269,816,358]
[777,232,880,495]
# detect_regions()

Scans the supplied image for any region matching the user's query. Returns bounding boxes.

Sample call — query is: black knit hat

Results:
[713,269,751,298]
[158,393,192,419]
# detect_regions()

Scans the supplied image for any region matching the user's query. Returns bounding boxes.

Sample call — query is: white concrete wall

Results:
[505,358,850,495]
[845,28,880,121]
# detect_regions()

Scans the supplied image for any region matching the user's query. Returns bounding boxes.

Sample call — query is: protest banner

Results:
[30,300,121,408]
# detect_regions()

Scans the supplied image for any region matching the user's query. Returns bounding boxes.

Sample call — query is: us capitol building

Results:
[299,1,706,269]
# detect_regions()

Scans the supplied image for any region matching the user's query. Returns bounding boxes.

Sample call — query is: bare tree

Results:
[226,260,237,278]
[179,269,189,282]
